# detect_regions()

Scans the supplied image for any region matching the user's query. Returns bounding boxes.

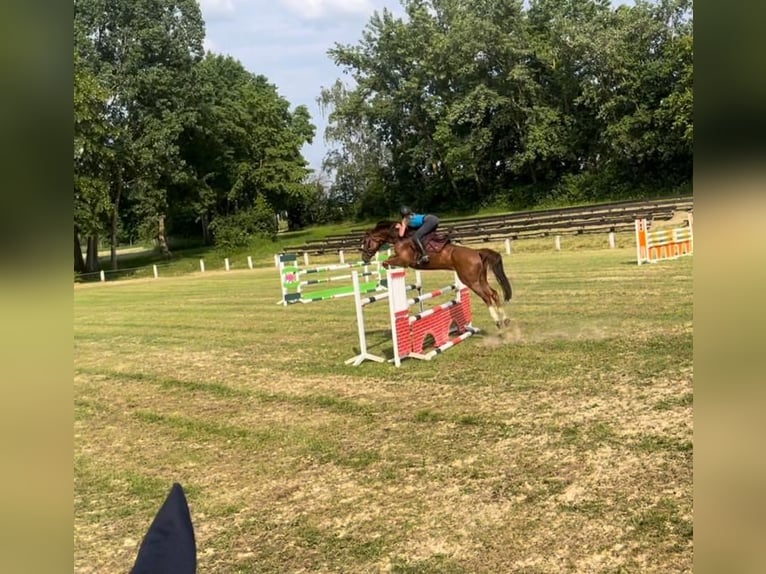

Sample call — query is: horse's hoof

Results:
[503,318,511,327]
[495,321,502,329]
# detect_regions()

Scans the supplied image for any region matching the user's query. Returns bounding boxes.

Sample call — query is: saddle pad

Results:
[424,232,450,252]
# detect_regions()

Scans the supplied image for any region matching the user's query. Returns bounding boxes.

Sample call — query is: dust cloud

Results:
[480,322,611,347]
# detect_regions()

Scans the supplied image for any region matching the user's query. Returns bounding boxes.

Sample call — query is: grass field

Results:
[74,238,693,573]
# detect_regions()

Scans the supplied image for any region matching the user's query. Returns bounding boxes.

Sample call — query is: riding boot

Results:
[413,236,429,265]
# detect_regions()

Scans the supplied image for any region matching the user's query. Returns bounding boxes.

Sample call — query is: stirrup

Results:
[417,254,430,265]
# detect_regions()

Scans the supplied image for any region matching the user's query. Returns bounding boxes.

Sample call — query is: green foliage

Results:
[74,53,111,234]
[74,0,692,270]
[73,3,317,268]
[172,53,317,235]
[74,0,206,264]
[322,0,693,212]
[209,196,277,249]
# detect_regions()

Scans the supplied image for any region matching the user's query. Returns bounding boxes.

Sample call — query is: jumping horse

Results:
[360,221,513,327]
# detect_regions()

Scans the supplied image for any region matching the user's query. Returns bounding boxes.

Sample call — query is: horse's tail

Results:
[480,249,512,302]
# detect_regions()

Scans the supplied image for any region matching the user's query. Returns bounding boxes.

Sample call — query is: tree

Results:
[578,0,693,188]
[74,0,205,265]
[318,79,392,219]
[324,0,692,210]
[74,51,111,273]
[176,54,316,241]
[327,0,539,210]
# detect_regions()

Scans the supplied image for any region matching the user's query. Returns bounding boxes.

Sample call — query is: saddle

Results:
[422,231,451,253]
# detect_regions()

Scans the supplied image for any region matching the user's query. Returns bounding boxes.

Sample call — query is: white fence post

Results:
[225,258,230,271]
[505,238,512,255]
[99,270,105,282]
[153,265,158,279]
[274,254,280,268]
[608,232,616,249]
[200,259,205,272]
[303,252,310,266]
[247,256,253,269]
[555,235,561,251]
[339,250,345,264]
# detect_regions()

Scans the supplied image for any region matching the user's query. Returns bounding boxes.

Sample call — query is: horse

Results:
[360,221,513,328]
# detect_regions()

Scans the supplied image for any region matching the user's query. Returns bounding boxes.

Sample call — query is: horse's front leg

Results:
[381,255,407,269]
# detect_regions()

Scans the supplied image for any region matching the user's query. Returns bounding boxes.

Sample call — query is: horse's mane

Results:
[371,220,413,239]
[373,220,396,230]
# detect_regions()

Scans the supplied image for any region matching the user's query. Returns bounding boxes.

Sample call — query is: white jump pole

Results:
[339,250,345,264]
[153,265,158,279]
[100,270,105,282]
[224,258,230,271]
[200,259,205,272]
[247,256,253,269]
[303,252,310,266]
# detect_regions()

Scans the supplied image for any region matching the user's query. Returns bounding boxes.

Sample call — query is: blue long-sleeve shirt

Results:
[407,214,426,227]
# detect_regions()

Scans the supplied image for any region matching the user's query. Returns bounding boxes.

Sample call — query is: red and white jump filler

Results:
[346,268,479,367]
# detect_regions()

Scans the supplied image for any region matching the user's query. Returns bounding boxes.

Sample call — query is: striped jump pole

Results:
[387,269,479,366]
[635,213,694,265]
[276,254,384,305]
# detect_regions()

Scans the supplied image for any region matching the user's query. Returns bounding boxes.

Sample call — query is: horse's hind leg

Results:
[455,272,495,326]
[488,288,510,328]
[480,261,510,328]
[463,277,505,328]
[494,297,510,328]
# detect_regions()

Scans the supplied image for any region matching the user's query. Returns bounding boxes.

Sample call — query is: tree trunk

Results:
[157,215,172,258]
[201,212,211,245]
[110,171,123,270]
[74,227,86,273]
[85,235,100,272]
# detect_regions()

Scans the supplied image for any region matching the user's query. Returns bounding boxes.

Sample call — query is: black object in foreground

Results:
[130,483,196,574]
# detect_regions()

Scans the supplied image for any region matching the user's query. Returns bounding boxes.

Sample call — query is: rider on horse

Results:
[397,206,440,266]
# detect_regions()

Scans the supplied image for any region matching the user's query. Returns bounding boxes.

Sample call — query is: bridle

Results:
[360,232,382,262]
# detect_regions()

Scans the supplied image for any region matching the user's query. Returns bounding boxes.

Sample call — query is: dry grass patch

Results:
[75,247,692,573]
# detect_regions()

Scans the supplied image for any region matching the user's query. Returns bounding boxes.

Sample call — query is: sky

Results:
[198,0,406,175]
[198,0,633,175]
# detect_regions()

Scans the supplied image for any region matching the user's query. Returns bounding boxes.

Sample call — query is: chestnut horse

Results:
[360,221,512,327]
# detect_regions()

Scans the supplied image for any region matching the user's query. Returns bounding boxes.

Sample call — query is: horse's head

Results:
[360,231,384,263]
[359,221,397,263]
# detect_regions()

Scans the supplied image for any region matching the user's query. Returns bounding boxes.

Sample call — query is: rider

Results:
[397,206,439,265]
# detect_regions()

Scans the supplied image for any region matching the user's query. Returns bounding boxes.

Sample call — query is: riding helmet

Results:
[399,205,413,217]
